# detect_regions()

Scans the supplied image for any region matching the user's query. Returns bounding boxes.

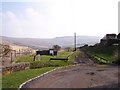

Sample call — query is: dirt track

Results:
[21,51,119,88]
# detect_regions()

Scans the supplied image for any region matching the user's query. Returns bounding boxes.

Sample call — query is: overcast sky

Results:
[0,0,119,38]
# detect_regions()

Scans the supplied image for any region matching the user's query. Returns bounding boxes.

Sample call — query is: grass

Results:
[2,51,80,89]
[15,55,34,63]
[83,45,118,64]
[30,51,76,69]
[57,51,72,58]
[95,53,114,62]
[14,51,76,69]
[15,51,73,63]
[2,67,55,89]
[0,74,2,90]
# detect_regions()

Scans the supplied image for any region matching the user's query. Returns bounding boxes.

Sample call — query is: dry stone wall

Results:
[2,62,30,75]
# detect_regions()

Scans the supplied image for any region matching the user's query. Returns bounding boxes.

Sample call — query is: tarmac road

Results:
[21,51,119,88]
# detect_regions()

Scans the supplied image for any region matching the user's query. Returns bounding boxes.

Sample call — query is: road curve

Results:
[21,51,119,88]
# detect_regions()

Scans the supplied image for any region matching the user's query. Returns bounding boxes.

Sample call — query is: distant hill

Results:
[0,36,101,49]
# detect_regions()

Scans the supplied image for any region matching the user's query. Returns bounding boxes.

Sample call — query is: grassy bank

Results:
[82,45,118,64]
[2,51,80,89]
[2,67,55,89]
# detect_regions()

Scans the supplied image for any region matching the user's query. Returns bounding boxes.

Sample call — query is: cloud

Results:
[25,8,44,19]
[6,11,15,18]
[2,7,53,38]
[0,12,4,17]
[1,0,118,38]
[2,11,23,36]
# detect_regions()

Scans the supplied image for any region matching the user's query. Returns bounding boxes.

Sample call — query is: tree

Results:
[52,45,61,51]
[64,47,72,52]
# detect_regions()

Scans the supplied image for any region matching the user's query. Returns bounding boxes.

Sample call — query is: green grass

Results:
[91,55,109,64]
[83,45,117,64]
[95,54,114,62]
[2,67,55,89]
[14,51,76,69]
[2,51,80,89]
[15,51,73,63]
[57,51,72,58]
[0,75,2,90]
[15,55,34,63]
[30,51,76,69]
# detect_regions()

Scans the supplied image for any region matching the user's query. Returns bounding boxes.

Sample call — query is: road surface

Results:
[21,51,119,88]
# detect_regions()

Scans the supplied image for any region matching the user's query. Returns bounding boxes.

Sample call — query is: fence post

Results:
[15,50,16,57]
[11,52,12,63]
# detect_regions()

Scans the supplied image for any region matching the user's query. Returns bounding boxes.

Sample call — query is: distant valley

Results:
[0,36,101,49]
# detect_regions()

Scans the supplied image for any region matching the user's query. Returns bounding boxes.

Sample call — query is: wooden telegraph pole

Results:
[74,33,76,51]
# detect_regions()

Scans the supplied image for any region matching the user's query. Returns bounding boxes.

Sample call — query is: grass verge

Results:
[2,51,80,89]
[2,67,55,89]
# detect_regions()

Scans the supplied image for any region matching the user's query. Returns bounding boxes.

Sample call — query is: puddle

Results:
[96,69,104,71]
[86,72,95,75]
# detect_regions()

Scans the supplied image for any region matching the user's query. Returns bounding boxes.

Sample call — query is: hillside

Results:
[0,36,101,49]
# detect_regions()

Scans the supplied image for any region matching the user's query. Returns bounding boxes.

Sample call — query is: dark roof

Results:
[117,33,120,39]
[106,34,116,37]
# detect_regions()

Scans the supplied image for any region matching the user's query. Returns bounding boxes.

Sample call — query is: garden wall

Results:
[2,62,30,75]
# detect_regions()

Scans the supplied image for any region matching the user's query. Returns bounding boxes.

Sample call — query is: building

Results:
[36,49,57,56]
[100,33,120,45]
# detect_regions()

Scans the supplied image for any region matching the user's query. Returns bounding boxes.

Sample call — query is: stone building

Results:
[100,33,120,45]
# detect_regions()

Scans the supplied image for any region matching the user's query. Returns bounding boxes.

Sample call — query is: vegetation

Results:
[91,55,110,64]
[15,51,79,69]
[30,51,76,69]
[15,55,34,63]
[52,45,61,51]
[113,44,120,64]
[64,47,72,52]
[2,51,80,89]
[81,44,118,64]
[2,67,55,89]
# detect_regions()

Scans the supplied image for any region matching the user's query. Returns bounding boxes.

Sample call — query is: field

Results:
[15,51,79,68]
[2,51,80,89]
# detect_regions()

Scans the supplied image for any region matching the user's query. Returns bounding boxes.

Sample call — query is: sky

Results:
[0,0,119,38]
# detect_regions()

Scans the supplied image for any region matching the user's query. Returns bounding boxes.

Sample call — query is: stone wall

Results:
[0,44,34,66]
[2,62,30,75]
